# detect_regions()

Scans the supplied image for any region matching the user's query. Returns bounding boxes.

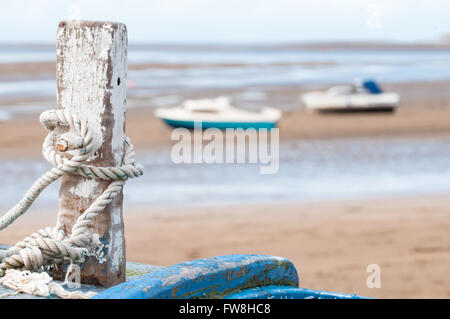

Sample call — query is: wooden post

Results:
[52,20,127,287]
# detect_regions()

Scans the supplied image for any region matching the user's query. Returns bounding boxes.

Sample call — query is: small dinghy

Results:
[301,79,400,113]
[155,97,282,130]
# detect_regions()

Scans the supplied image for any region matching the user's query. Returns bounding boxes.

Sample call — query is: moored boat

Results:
[301,79,400,113]
[154,97,282,130]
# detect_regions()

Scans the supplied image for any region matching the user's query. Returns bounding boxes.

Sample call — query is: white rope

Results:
[0,109,144,298]
[0,269,97,299]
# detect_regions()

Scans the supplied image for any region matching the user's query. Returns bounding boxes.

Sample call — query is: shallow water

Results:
[1,46,450,99]
[1,136,449,210]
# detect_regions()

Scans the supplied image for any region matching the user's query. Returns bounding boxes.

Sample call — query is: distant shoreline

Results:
[1,41,450,51]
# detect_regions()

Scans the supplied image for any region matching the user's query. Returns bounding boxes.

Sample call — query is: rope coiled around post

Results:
[0,109,143,298]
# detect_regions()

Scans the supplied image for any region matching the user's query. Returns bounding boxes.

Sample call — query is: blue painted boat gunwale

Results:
[93,254,369,299]
[93,254,298,299]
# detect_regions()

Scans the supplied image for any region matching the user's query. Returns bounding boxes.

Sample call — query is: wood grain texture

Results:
[52,20,128,287]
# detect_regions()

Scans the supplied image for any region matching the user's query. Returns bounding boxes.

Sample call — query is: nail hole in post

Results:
[117,77,121,86]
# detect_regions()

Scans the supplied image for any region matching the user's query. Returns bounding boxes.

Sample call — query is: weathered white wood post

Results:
[52,20,127,287]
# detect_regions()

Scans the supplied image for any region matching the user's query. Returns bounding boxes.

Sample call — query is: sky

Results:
[1,0,450,44]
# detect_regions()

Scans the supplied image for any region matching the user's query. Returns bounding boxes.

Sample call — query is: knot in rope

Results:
[0,109,143,297]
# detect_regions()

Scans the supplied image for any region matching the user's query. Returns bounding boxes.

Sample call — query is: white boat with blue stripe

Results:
[155,97,282,130]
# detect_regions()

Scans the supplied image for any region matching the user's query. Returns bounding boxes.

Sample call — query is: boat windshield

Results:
[183,97,231,111]
[327,85,355,96]
[190,109,219,114]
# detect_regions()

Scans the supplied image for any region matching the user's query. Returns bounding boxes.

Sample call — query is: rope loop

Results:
[0,109,144,298]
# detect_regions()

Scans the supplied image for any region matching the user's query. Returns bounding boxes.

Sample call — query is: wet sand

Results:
[1,79,450,157]
[0,195,448,298]
[0,64,449,298]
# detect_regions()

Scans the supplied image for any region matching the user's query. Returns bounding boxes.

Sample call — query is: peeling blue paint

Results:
[93,254,298,299]
[224,285,369,299]
[93,254,369,299]
[0,247,369,299]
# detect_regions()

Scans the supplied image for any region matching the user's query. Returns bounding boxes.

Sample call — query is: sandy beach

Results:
[0,57,449,299]
[2,0,450,303]
[2,79,450,157]
[0,195,448,299]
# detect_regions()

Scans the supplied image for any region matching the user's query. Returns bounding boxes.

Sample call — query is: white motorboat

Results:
[301,79,400,113]
[154,97,282,130]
